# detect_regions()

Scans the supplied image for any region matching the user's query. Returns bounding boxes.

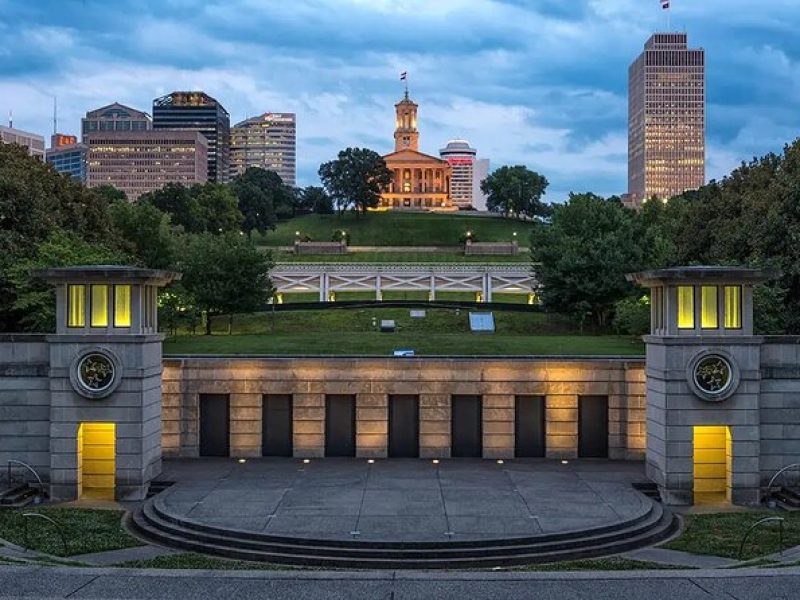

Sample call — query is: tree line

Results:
[531,139,800,335]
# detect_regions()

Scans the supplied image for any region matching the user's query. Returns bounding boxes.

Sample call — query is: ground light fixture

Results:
[303,459,310,464]
[496,459,504,465]
[367,459,375,464]
[561,460,569,465]
[238,458,246,464]
[432,459,440,464]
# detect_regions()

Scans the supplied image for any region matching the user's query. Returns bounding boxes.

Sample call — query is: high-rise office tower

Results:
[439,140,477,210]
[628,33,705,205]
[85,130,208,201]
[230,113,296,186]
[47,143,88,183]
[152,92,230,183]
[0,125,45,160]
[81,103,152,140]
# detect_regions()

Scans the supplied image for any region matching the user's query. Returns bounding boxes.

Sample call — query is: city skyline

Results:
[1,0,799,200]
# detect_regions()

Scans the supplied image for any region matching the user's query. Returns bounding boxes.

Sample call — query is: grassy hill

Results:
[163,308,644,356]
[256,212,533,247]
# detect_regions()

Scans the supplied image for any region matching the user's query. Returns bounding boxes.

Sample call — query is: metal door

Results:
[389,395,419,458]
[451,395,482,457]
[199,394,230,457]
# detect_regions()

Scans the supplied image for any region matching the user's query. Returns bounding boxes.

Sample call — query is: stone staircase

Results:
[0,484,40,509]
[130,496,679,569]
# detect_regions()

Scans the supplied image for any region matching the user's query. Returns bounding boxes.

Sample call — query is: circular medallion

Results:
[686,350,740,402]
[70,348,122,399]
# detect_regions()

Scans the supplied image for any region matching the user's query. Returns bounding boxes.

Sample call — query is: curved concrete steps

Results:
[129,496,679,569]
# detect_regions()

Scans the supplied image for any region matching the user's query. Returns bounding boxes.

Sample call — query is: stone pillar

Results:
[230,393,262,457]
[293,393,325,458]
[419,393,450,458]
[482,394,513,459]
[356,393,387,458]
[545,395,578,459]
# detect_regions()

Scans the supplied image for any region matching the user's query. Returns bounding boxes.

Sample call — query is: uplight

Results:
[432,459,440,465]
[561,460,569,465]
[367,459,375,464]
[238,458,247,464]
[496,460,504,465]
[303,459,310,464]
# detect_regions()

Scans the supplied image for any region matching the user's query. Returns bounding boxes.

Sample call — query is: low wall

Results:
[161,356,647,460]
[759,339,800,482]
[294,241,347,255]
[465,241,518,256]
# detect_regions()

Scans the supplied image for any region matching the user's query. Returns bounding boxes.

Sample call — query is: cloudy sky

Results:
[1,0,798,200]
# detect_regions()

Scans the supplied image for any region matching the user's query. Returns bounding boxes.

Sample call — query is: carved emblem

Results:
[77,353,115,393]
[693,355,732,396]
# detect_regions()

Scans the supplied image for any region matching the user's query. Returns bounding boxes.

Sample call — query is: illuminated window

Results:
[724,286,742,329]
[68,285,85,327]
[114,285,132,327]
[677,285,694,329]
[700,286,718,329]
[90,285,109,327]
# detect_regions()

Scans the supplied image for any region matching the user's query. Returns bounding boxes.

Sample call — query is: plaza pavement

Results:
[155,458,652,542]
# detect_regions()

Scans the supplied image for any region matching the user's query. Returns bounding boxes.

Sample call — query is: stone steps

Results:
[0,484,38,509]
[129,497,679,568]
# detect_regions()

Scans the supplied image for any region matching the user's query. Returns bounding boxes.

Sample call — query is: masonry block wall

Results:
[161,357,648,460]
[0,337,51,481]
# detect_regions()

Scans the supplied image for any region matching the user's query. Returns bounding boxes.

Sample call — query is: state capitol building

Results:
[379,91,455,211]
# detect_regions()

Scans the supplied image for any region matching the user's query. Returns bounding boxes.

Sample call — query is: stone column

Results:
[293,393,325,458]
[482,394,514,459]
[356,393,387,458]
[545,395,578,459]
[419,393,450,458]
[230,393,262,458]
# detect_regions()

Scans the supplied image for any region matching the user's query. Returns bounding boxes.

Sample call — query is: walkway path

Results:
[0,565,798,599]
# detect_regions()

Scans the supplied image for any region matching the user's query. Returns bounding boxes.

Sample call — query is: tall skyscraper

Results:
[439,139,484,210]
[0,125,45,160]
[230,113,296,186]
[86,130,208,201]
[628,33,705,205]
[81,103,152,140]
[152,92,230,183]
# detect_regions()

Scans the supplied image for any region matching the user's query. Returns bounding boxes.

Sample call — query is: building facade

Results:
[51,133,78,148]
[81,103,152,140]
[46,142,88,183]
[628,33,705,206]
[86,130,208,201]
[230,113,296,186]
[380,92,453,210]
[153,92,230,184]
[473,158,490,211]
[0,125,45,160]
[439,140,477,210]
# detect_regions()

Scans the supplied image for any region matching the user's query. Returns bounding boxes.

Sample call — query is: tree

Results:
[140,183,202,233]
[0,144,119,331]
[531,193,643,326]
[304,186,334,214]
[92,184,127,204]
[481,165,549,219]
[110,200,177,269]
[6,230,128,332]
[192,183,243,234]
[179,233,274,334]
[318,147,392,217]
[158,283,201,336]
[229,168,285,235]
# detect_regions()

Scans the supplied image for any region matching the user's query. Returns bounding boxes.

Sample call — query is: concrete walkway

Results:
[0,565,799,599]
[156,458,652,542]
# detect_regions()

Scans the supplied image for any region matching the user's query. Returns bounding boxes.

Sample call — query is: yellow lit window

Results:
[114,285,132,327]
[68,285,85,327]
[700,286,718,329]
[677,285,694,329]
[90,285,109,327]
[724,286,742,329]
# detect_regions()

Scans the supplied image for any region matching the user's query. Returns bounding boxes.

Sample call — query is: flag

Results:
[400,72,407,81]
[661,0,669,8]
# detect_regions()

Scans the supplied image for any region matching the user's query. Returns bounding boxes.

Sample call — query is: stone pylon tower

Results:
[394,91,419,152]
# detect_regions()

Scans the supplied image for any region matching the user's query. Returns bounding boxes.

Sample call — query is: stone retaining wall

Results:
[161,357,647,460]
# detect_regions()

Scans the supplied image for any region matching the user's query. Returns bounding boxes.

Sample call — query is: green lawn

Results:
[164,308,643,356]
[664,511,800,560]
[0,508,143,557]
[256,213,533,247]
[273,251,530,263]
[119,552,290,570]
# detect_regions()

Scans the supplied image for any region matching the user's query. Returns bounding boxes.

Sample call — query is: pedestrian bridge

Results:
[271,262,537,302]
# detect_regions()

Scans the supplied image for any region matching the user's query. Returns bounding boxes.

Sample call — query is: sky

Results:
[1,0,799,201]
